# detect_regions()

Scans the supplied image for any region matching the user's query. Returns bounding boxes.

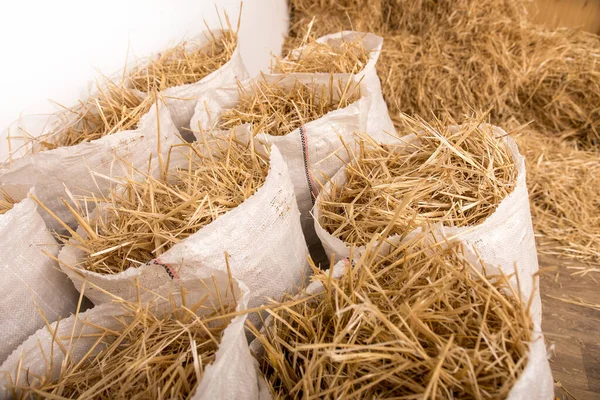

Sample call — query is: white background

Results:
[0,0,288,159]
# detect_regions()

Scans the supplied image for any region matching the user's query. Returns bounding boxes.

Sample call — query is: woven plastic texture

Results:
[0,186,79,363]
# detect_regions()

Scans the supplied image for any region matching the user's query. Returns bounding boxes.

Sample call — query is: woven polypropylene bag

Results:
[252,235,553,400]
[190,32,393,245]
[314,124,544,324]
[0,269,261,400]
[274,30,395,135]
[0,186,79,364]
[0,101,181,233]
[128,29,248,140]
[58,144,309,311]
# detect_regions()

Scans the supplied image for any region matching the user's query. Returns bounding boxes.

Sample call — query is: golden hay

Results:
[218,78,360,137]
[58,137,268,275]
[516,130,600,264]
[28,79,153,152]
[252,235,532,399]
[318,115,516,247]
[11,283,237,399]
[128,30,238,92]
[0,189,16,215]
[272,22,370,74]
[286,0,384,45]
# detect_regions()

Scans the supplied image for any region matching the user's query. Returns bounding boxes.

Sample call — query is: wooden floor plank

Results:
[540,255,600,400]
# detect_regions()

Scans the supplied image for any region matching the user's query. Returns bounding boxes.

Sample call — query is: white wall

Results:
[0,0,288,159]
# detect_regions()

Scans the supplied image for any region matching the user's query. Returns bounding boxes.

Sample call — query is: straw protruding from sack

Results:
[0,189,16,215]
[271,21,369,74]
[252,235,532,399]
[128,29,238,92]
[318,114,517,246]
[55,135,269,275]
[25,80,154,153]
[9,279,239,399]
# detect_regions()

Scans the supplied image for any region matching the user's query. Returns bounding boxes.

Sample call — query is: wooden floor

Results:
[539,255,600,399]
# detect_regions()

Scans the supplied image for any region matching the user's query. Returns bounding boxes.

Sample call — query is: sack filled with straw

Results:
[314,115,543,321]
[191,74,371,245]
[251,232,553,399]
[271,27,395,135]
[126,15,248,135]
[1,97,181,233]
[0,185,79,364]
[0,268,262,400]
[52,134,309,310]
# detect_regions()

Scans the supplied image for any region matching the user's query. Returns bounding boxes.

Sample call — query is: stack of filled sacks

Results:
[190,31,395,244]
[0,26,246,232]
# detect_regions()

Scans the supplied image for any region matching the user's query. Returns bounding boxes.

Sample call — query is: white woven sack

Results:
[0,101,181,234]
[58,144,309,312]
[0,269,261,400]
[301,238,553,400]
[128,29,248,140]
[274,30,395,135]
[314,124,544,324]
[191,75,376,245]
[250,233,553,399]
[0,186,79,364]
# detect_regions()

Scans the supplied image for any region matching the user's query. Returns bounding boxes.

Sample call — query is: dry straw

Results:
[271,20,370,74]
[516,130,600,264]
[127,28,238,92]
[20,17,238,154]
[218,77,361,137]
[252,234,532,399]
[54,136,269,275]
[9,279,239,399]
[0,189,16,215]
[285,0,600,148]
[26,80,154,153]
[318,115,516,247]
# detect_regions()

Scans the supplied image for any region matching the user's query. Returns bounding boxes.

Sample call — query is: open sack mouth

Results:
[21,29,238,155]
[272,31,371,74]
[317,115,518,247]
[217,77,362,137]
[2,269,249,400]
[58,136,269,275]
